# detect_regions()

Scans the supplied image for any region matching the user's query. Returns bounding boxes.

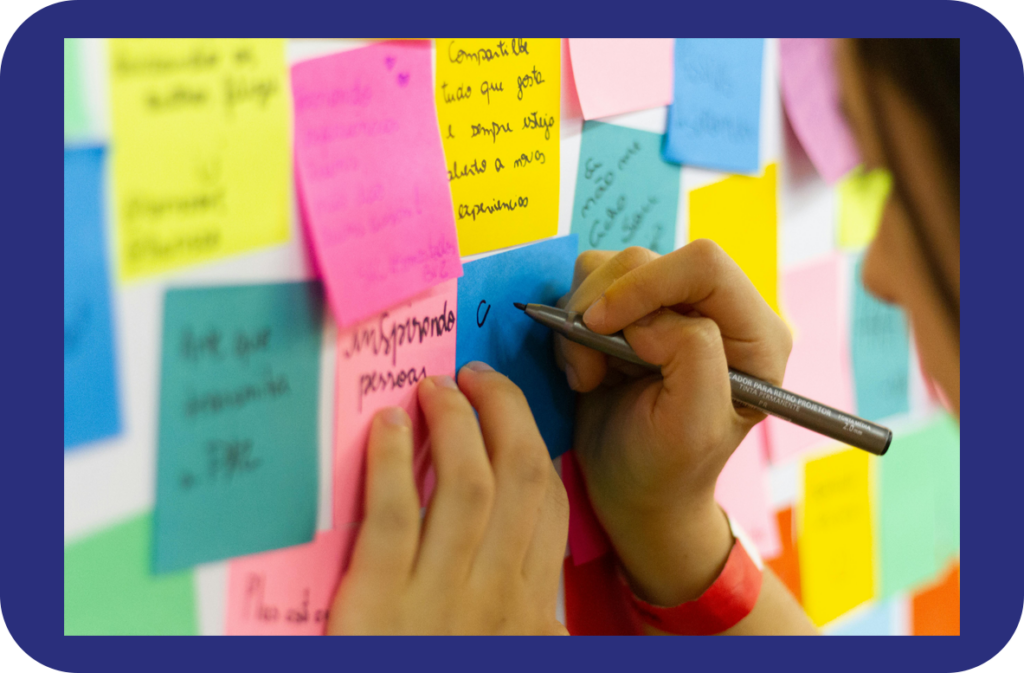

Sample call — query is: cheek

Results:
[861,201,905,305]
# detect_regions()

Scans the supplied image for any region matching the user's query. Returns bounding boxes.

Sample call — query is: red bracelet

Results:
[620,521,763,635]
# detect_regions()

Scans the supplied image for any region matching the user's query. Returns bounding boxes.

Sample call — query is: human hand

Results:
[327,362,569,635]
[556,242,792,606]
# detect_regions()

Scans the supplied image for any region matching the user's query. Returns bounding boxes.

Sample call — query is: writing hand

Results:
[327,362,569,635]
[555,241,792,609]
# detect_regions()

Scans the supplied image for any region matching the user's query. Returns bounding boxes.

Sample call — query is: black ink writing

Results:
[513,150,546,168]
[358,366,428,412]
[184,368,291,418]
[343,301,457,367]
[480,80,503,104]
[457,195,528,221]
[448,158,488,182]
[476,300,491,327]
[521,111,555,140]
[441,81,472,104]
[244,575,331,628]
[516,66,545,101]
[471,121,513,143]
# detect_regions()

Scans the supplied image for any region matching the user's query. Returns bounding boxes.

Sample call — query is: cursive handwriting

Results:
[343,301,457,367]
[471,121,513,143]
[516,66,546,101]
[521,111,555,140]
[457,195,528,221]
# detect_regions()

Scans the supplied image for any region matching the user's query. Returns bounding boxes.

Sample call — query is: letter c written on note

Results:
[476,300,491,327]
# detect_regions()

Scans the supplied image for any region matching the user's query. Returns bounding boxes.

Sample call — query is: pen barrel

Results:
[728,370,892,455]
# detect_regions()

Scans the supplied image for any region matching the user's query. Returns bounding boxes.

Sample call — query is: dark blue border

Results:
[12,0,1020,670]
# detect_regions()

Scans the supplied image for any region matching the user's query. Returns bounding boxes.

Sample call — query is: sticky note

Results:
[665,39,763,173]
[64,513,198,635]
[562,451,610,565]
[155,282,324,572]
[570,121,679,255]
[851,255,910,421]
[456,236,577,458]
[334,279,458,526]
[293,41,462,330]
[766,253,855,462]
[436,38,561,255]
[64,38,89,137]
[911,562,960,635]
[880,416,960,590]
[764,507,802,603]
[716,424,780,559]
[567,39,674,120]
[109,39,291,280]
[825,601,894,636]
[799,448,875,627]
[838,167,893,249]
[64,147,121,450]
[689,163,778,312]
[779,39,861,184]
[226,527,359,635]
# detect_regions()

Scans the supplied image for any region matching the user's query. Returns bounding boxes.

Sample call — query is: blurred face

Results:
[835,40,960,417]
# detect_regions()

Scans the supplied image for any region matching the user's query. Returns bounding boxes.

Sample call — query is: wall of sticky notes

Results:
[64,38,958,636]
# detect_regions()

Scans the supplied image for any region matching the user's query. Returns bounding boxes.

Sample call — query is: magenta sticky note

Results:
[562,451,611,565]
[333,278,457,526]
[779,39,861,184]
[292,41,462,330]
[226,527,358,635]
[715,423,780,560]
[766,253,856,463]
[568,39,674,120]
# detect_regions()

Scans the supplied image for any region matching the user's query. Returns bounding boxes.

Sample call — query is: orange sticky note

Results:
[689,163,779,312]
[765,507,803,604]
[912,561,960,635]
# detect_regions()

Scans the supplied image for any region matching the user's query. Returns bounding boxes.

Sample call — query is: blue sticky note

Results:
[64,147,121,450]
[457,236,577,458]
[664,38,764,173]
[851,255,910,421]
[571,122,679,255]
[155,282,324,572]
[826,601,895,636]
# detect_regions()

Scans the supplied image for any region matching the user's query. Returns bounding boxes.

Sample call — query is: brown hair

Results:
[853,39,960,341]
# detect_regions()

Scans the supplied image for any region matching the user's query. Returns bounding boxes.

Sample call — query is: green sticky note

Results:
[928,415,961,563]
[570,121,680,254]
[155,282,323,572]
[64,38,89,138]
[64,513,198,635]
[837,166,892,249]
[878,424,940,598]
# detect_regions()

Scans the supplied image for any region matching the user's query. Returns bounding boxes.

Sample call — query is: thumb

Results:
[622,310,739,441]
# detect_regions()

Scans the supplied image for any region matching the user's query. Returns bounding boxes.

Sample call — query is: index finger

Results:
[582,239,780,345]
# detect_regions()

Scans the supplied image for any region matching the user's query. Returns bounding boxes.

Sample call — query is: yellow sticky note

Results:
[435,39,560,256]
[110,39,291,280]
[799,448,875,627]
[837,166,892,249]
[689,163,779,312]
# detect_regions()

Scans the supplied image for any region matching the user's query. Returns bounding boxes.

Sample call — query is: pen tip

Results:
[513,302,527,311]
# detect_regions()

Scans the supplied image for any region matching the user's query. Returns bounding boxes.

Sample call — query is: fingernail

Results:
[565,363,581,391]
[433,375,459,390]
[583,296,606,328]
[380,406,410,428]
[464,360,494,373]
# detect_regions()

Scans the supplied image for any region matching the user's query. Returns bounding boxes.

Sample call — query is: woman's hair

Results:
[852,39,960,342]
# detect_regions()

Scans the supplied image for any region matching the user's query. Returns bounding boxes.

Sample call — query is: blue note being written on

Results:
[571,122,680,255]
[155,282,324,572]
[64,147,121,450]
[457,236,578,458]
[851,255,910,421]
[664,38,764,174]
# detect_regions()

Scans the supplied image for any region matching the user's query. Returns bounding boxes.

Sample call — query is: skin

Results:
[329,39,959,635]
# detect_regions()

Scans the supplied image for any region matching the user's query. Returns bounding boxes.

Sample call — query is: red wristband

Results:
[621,530,763,635]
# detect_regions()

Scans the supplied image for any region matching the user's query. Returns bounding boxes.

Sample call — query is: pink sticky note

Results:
[226,527,359,635]
[766,253,856,463]
[560,38,584,121]
[292,41,462,330]
[561,451,611,565]
[333,279,457,526]
[779,39,861,184]
[716,423,780,560]
[568,39,674,120]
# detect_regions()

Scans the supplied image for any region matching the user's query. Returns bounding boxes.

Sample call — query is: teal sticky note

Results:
[826,601,895,636]
[665,38,764,173]
[456,236,577,458]
[64,513,198,635]
[851,255,910,421]
[65,147,121,450]
[155,282,324,572]
[878,424,942,598]
[64,38,89,138]
[570,121,679,254]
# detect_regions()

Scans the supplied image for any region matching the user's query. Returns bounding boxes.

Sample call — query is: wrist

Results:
[601,493,733,607]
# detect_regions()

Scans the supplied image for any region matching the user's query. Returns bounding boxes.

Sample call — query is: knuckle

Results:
[688,238,726,272]
[575,249,608,277]
[452,463,495,508]
[369,497,417,535]
[614,246,654,273]
[686,317,723,353]
[508,451,548,490]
